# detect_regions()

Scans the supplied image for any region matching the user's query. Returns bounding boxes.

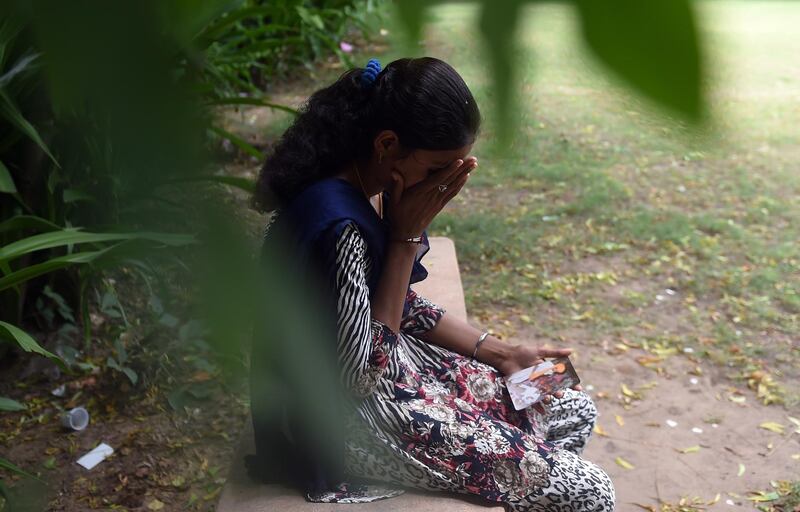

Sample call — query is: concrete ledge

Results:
[217,237,503,511]
[412,237,468,322]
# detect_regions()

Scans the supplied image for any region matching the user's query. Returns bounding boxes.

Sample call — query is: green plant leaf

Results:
[0,229,196,263]
[62,188,96,203]
[156,173,255,193]
[106,356,138,385]
[0,457,41,482]
[575,0,703,120]
[157,0,243,45]
[0,50,40,88]
[0,214,61,235]
[0,160,17,193]
[167,385,193,411]
[295,6,325,31]
[100,291,123,319]
[0,89,59,166]
[0,397,25,412]
[122,367,138,386]
[41,285,76,323]
[113,337,127,364]
[0,247,117,291]
[0,320,65,369]
[193,6,281,46]
[205,96,298,116]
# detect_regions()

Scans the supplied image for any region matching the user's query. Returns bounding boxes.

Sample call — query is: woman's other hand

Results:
[388,157,476,240]
[498,343,583,403]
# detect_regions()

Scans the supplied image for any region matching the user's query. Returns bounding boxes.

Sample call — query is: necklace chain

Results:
[353,162,370,200]
[353,162,382,218]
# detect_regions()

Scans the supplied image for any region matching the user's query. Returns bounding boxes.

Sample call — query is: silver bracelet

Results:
[472,331,490,359]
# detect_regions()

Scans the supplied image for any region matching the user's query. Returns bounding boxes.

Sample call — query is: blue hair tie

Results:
[360,58,382,88]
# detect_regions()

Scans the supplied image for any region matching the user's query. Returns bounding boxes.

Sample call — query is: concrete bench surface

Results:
[217,237,503,511]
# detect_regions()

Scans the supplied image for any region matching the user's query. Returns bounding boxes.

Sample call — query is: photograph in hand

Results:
[503,356,581,410]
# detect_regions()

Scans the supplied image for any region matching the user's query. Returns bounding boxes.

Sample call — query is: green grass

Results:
[418,1,800,402]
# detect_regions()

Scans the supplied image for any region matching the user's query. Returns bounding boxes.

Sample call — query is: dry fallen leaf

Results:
[615,414,625,427]
[593,424,609,437]
[621,383,640,399]
[635,355,662,367]
[758,422,785,434]
[147,499,165,511]
[747,490,781,502]
[615,456,635,470]
[728,393,746,404]
[737,463,746,477]
[707,493,721,505]
[676,445,701,454]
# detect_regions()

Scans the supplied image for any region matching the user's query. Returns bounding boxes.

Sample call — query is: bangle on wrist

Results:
[390,234,424,244]
[472,331,490,359]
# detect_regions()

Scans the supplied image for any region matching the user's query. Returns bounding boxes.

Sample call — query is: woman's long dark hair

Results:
[251,56,482,213]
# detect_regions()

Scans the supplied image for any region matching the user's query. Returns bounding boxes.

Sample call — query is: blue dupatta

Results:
[268,176,431,318]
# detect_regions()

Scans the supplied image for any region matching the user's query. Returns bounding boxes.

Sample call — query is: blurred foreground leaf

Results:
[393,0,705,154]
[575,0,703,120]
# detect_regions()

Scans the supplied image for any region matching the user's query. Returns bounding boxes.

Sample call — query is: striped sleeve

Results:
[400,288,446,337]
[332,222,399,398]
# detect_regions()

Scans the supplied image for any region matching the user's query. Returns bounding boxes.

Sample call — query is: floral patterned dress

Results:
[265,213,616,512]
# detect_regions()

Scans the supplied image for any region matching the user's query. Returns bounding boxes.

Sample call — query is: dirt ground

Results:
[501,323,799,510]
[0,267,251,511]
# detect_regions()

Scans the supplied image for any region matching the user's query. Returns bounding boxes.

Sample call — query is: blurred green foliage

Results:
[0,0,377,356]
[392,0,705,151]
[0,0,377,503]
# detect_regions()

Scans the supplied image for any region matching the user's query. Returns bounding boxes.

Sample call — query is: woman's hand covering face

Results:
[388,157,477,240]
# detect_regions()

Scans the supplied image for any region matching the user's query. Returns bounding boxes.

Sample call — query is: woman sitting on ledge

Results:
[247,56,616,512]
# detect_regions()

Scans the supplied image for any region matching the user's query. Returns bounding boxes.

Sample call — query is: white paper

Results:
[76,442,114,470]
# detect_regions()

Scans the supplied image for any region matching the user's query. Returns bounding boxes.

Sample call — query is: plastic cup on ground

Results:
[61,407,90,431]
